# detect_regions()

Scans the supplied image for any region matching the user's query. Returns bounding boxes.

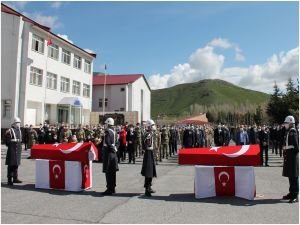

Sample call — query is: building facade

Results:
[1,4,96,128]
[92,74,151,125]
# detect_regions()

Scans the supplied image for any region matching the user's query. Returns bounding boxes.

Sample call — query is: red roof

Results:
[1,3,96,58]
[93,74,144,86]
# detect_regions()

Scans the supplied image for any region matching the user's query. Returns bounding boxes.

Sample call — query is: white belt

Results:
[11,139,21,142]
[286,145,295,149]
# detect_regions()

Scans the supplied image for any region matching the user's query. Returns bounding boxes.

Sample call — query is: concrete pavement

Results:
[1,145,299,224]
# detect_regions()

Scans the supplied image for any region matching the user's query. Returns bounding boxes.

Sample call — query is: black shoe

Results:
[149,188,156,193]
[283,194,291,200]
[13,179,22,183]
[145,190,152,197]
[7,180,13,186]
[102,189,113,195]
[288,197,298,203]
[265,164,269,167]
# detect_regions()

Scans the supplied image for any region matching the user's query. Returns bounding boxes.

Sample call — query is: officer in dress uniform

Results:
[282,115,299,203]
[141,119,157,197]
[102,118,119,195]
[5,117,23,185]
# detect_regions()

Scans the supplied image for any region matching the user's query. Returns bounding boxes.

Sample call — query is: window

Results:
[48,44,59,60]
[84,59,91,73]
[98,98,107,108]
[73,55,82,69]
[47,72,57,90]
[2,99,12,118]
[62,49,71,65]
[120,87,125,92]
[31,34,44,54]
[72,80,81,95]
[60,77,70,92]
[120,107,124,111]
[83,84,90,97]
[30,67,43,86]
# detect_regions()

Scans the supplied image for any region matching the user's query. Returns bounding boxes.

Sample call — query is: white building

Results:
[1,4,96,128]
[91,73,151,125]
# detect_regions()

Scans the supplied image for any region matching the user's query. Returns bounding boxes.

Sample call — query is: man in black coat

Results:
[126,125,136,164]
[183,125,195,148]
[214,124,225,147]
[5,117,23,185]
[141,119,157,197]
[282,116,299,203]
[102,118,119,195]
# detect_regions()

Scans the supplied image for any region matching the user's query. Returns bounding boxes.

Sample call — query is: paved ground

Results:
[1,144,299,224]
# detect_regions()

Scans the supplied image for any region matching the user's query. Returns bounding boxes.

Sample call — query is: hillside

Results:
[151,79,270,118]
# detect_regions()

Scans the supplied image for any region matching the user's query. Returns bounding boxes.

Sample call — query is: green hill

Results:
[151,79,270,119]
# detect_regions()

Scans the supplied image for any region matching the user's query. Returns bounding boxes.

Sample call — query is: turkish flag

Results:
[81,161,91,189]
[195,166,256,200]
[47,35,52,46]
[179,144,261,166]
[49,160,65,189]
[214,166,235,196]
[31,142,98,162]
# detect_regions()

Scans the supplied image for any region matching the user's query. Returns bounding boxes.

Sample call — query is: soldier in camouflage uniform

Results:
[153,125,161,164]
[28,125,38,149]
[161,125,169,159]
[134,123,142,158]
[76,124,86,143]
[60,124,72,143]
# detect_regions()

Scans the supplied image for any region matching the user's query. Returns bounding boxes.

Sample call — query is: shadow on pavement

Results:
[138,193,286,206]
[1,183,141,198]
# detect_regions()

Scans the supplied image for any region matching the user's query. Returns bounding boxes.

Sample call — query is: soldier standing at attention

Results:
[282,115,299,203]
[141,119,157,197]
[76,124,86,143]
[134,123,142,158]
[5,117,23,185]
[102,118,119,195]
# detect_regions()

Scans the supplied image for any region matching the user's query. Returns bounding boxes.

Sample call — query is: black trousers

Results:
[260,145,268,165]
[7,165,18,179]
[144,177,152,188]
[128,144,135,163]
[289,177,299,197]
[105,172,116,191]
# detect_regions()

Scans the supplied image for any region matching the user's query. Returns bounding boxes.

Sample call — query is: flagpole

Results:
[102,64,107,121]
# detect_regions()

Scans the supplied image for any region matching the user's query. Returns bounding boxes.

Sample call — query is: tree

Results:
[266,81,285,124]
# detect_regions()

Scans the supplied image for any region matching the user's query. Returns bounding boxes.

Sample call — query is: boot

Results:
[149,187,156,193]
[102,189,113,195]
[288,196,298,203]
[13,177,22,183]
[145,188,152,197]
[282,193,291,200]
[7,178,13,186]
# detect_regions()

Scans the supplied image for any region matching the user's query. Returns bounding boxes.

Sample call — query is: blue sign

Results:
[74,99,81,106]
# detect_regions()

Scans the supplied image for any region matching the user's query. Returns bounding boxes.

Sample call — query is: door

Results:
[26,108,36,126]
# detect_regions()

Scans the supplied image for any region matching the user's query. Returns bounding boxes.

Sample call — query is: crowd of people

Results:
[4,115,298,202]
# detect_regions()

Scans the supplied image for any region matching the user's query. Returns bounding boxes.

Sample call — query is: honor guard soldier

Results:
[141,119,157,197]
[282,115,299,203]
[5,117,23,185]
[102,118,119,195]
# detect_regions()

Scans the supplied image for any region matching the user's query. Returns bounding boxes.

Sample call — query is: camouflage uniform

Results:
[76,127,86,143]
[28,127,38,149]
[134,126,142,157]
[153,129,161,164]
[161,126,169,159]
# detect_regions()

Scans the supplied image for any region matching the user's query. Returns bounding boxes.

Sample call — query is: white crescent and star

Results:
[52,164,62,179]
[209,146,221,152]
[218,171,230,187]
[222,145,250,158]
[53,143,84,154]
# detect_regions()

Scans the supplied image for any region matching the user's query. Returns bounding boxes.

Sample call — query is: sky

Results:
[3,0,299,93]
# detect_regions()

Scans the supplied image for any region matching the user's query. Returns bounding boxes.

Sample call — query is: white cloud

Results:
[5,1,28,11]
[84,48,96,54]
[57,34,74,44]
[147,38,298,94]
[50,2,62,9]
[22,11,62,29]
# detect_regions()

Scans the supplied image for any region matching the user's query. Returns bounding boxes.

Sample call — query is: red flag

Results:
[179,144,261,166]
[81,161,91,189]
[49,160,65,189]
[214,166,235,196]
[47,35,52,46]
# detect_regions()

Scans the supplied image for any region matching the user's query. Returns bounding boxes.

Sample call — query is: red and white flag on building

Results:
[47,34,52,46]
[195,166,256,200]
[36,159,92,191]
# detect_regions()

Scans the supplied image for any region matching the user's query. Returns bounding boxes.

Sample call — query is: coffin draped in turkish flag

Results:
[179,144,260,166]
[31,142,98,162]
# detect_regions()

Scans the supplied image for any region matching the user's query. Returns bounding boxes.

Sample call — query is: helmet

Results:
[146,119,155,127]
[104,117,114,126]
[13,117,21,124]
[284,115,295,124]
